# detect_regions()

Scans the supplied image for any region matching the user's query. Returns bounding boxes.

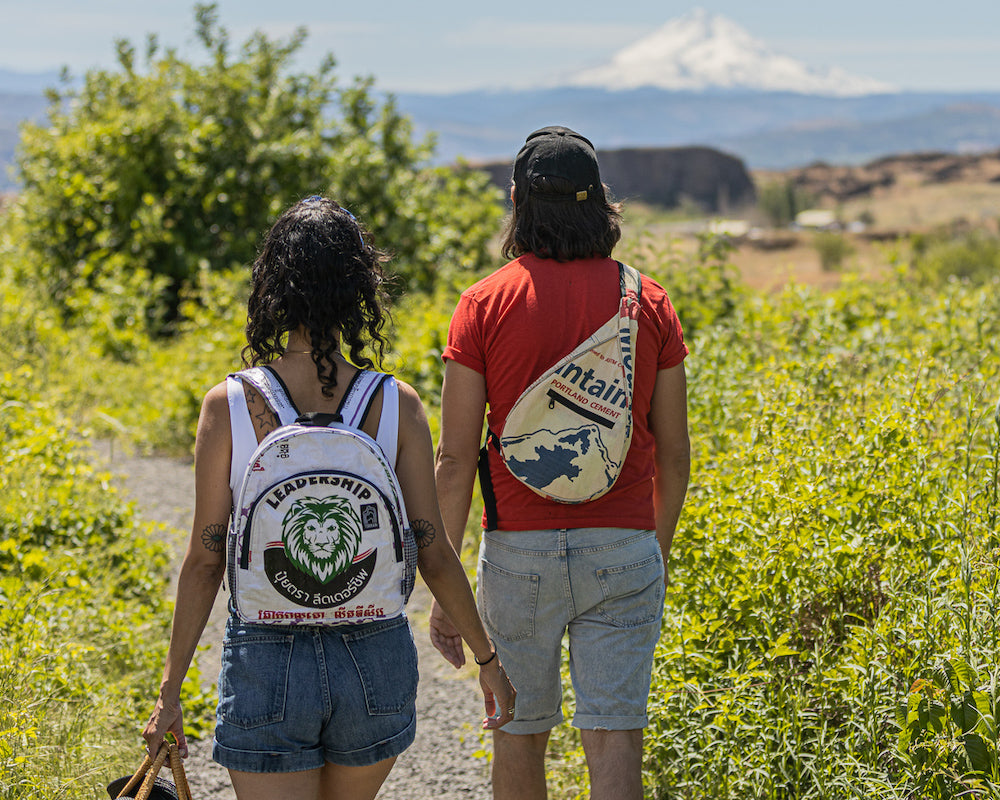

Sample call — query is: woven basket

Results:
[107,740,192,800]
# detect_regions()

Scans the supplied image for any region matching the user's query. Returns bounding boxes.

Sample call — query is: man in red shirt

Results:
[431,126,690,800]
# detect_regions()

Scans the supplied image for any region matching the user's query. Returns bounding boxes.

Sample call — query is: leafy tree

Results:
[12,4,503,338]
[757,177,815,228]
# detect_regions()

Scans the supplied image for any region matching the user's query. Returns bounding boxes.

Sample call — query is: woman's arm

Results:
[394,378,514,729]
[429,361,487,667]
[649,363,691,586]
[143,382,232,757]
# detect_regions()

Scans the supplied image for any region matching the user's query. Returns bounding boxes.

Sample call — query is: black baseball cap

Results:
[512,126,603,202]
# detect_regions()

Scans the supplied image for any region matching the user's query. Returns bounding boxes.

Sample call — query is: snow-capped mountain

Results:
[569,8,895,97]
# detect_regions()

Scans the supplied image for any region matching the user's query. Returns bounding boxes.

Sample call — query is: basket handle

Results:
[116,740,191,800]
[166,742,192,800]
[113,751,154,800]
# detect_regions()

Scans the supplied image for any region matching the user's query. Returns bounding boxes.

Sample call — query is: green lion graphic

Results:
[282,496,363,583]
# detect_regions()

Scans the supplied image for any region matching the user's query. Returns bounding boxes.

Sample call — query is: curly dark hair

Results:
[499,176,623,262]
[242,196,392,396]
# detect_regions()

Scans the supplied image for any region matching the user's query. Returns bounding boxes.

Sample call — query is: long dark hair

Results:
[242,196,391,396]
[499,176,623,261]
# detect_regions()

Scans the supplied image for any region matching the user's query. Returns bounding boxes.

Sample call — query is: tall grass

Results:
[633,270,1000,799]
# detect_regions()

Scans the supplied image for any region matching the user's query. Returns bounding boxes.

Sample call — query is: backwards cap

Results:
[512,126,603,203]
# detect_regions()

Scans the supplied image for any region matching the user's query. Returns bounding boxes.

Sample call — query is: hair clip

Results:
[340,207,366,249]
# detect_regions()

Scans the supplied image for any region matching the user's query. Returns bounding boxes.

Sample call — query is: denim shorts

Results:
[477,527,664,735]
[212,614,417,772]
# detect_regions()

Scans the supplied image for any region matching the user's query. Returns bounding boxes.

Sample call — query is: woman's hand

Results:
[478,656,517,730]
[143,696,187,759]
[429,598,466,668]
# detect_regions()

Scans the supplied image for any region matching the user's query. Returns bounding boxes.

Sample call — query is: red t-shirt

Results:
[443,253,688,531]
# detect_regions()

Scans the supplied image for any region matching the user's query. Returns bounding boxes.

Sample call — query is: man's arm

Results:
[649,363,691,585]
[431,360,488,667]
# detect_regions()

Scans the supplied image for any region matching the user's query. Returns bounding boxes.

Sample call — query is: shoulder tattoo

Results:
[245,384,280,437]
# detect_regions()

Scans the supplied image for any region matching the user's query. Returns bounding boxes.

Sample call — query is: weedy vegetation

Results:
[2,6,999,798]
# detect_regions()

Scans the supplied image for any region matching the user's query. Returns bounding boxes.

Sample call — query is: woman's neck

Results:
[284,333,339,356]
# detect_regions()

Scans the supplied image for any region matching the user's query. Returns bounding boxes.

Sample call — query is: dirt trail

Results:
[98,443,494,799]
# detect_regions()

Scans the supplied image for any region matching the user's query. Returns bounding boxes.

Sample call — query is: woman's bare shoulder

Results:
[392,378,431,434]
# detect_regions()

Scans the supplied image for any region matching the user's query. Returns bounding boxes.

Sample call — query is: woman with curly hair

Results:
[143,196,514,800]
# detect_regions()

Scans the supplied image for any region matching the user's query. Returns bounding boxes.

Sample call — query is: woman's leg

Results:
[229,757,396,800]
[319,757,397,800]
[228,767,321,800]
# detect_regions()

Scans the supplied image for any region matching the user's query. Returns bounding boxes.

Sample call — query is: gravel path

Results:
[98,443,494,799]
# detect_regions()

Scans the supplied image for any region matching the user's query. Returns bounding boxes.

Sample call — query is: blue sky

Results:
[1,1,998,93]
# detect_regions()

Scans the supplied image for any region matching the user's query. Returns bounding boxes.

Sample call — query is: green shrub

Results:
[11,3,503,332]
[813,231,855,272]
[0,383,214,799]
[619,231,745,341]
[638,273,1000,799]
[911,231,1000,286]
[757,179,817,228]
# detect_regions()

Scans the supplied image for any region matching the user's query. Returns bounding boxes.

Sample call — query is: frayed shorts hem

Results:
[213,740,322,773]
[212,713,416,772]
[497,712,564,736]
[573,713,648,731]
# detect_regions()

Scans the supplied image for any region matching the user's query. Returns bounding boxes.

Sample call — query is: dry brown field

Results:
[627,163,1000,292]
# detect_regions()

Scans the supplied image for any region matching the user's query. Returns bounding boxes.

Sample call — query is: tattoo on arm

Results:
[412,519,437,549]
[245,384,281,439]
[201,523,226,553]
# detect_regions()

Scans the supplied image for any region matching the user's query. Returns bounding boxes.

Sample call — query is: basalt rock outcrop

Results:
[478,145,755,213]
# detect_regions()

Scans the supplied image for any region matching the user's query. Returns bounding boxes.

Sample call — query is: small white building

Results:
[794,209,839,230]
[708,219,751,238]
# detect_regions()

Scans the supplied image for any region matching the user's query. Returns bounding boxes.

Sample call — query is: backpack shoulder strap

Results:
[374,376,400,465]
[339,369,399,463]
[337,370,387,428]
[231,365,298,426]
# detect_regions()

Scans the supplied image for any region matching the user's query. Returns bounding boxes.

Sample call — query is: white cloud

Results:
[442,20,645,51]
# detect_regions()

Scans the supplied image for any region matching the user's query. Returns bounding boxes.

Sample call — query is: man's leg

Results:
[580,729,644,800]
[492,729,550,800]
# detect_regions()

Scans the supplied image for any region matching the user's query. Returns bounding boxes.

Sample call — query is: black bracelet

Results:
[474,649,497,666]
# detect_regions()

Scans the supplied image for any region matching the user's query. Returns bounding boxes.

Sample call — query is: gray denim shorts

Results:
[212,614,417,772]
[477,527,665,735]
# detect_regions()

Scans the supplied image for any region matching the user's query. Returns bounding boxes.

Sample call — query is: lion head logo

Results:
[282,496,362,583]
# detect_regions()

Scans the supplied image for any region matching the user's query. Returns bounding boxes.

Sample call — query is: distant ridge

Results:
[395,87,1000,169]
[567,8,895,96]
[1,13,999,187]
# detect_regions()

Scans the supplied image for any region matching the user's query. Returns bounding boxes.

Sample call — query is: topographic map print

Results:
[502,424,617,493]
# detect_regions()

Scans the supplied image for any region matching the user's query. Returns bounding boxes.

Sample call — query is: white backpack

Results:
[227,366,416,626]
[481,262,642,523]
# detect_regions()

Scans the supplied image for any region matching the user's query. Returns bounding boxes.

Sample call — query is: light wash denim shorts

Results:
[212,614,417,772]
[477,527,664,735]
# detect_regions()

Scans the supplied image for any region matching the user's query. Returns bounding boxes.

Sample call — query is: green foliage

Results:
[619,231,745,340]
[909,230,1000,286]
[386,284,457,410]
[637,272,1000,799]
[757,178,817,228]
[897,658,999,796]
[11,3,502,338]
[0,379,214,799]
[813,231,855,272]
